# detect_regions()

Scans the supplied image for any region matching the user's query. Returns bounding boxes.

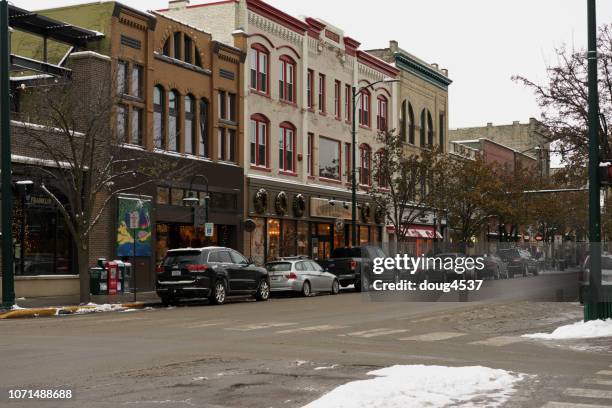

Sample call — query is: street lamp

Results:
[351,77,399,247]
[182,174,210,228]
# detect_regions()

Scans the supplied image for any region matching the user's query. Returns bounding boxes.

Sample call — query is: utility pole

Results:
[1,0,15,309]
[585,0,611,320]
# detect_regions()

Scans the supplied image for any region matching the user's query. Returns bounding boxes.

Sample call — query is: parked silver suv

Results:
[266,257,340,296]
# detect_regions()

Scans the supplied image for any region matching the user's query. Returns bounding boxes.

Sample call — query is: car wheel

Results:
[255,279,270,301]
[331,279,340,295]
[209,280,226,305]
[301,281,312,297]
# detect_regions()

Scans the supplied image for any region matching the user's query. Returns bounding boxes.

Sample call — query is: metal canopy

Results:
[9,4,103,47]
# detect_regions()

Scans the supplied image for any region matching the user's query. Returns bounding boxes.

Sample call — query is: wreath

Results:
[275,191,288,216]
[253,188,268,214]
[292,194,306,218]
[374,205,385,225]
[361,202,372,223]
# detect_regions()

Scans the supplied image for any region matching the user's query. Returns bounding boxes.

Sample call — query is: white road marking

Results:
[276,325,348,334]
[225,322,297,331]
[563,388,612,399]
[596,370,612,376]
[182,321,228,329]
[541,402,612,408]
[400,332,466,341]
[345,328,409,338]
[583,378,612,386]
[469,336,525,347]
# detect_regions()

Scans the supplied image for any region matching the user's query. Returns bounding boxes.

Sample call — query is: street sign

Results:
[194,205,206,228]
[128,211,139,229]
[205,222,214,237]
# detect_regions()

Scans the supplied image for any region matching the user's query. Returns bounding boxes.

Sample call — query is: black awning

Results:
[9,4,104,47]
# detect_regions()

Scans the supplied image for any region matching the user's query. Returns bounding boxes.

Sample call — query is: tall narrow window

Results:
[168,90,179,151]
[116,104,127,142]
[250,114,268,167]
[377,95,388,130]
[307,133,314,176]
[427,110,434,146]
[131,106,143,145]
[218,90,226,120]
[185,95,195,154]
[359,90,370,127]
[250,44,269,94]
[345,84,351,121]
[420,109,426,147]
[199,98,209,157]
[408,103,415,144]
[279,123,295,172]
[131,64,142,98]
[279,56,296,103]
[218,128,226,161]
[360,144,372,186]
[318,73,326,113]
[117,60,128,95]
[400,100,407,141]
[318,137,340,180]
[439,112,445,151]
[307,69,314,109]
[334,80,341,119]
[184,35,193,64]
[153,85,165,148]
[345,142,351,181]
[228,93,237,121]
[376,150,389,188]
[228,129,236,163]
[173,32,182,60]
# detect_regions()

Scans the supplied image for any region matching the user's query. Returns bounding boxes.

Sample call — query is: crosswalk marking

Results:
[542,402,612,408]
[345,328,409,338]
[469,336,524,347]
[400,332,466,341]
[276,325,348,334]
[563,388,612,399]
[225,322,296,331]
[596,370,612,376]
[182,321,227,329]
[583,378,612,386]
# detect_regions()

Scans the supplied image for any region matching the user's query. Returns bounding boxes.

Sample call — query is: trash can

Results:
[90,267,108,295]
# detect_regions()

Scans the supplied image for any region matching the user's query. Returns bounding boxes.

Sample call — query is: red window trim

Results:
[377,95,388,131]
[279,121,296,173]
[359,143,372,186]
[250,113,269,168]
[359,89,371,128]
[307,69,314,109]
[279,55,296,103]
[307,132,314,176]
[318,73,326,113]
[334,80,341,119]
[250,44,270,95]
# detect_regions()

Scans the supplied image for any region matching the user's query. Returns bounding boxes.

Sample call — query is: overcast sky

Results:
[11,0,612,129]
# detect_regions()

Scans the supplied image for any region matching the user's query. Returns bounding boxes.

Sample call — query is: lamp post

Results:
[1,0,14,309]
[182,174,210,229]
[351,77,399,247]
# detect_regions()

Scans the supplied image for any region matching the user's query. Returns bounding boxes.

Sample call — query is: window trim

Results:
[359,143,372,186]
[318,73,326,114]
[359,89,371,128]
[344,84,351,122]
[279,55,296,103]
[184,94,196,155]
[279,122,296,173]
[153,85,165,149]
[334,80,341,119]
[307,132,314,176]
[377,95,388,131]
[318,136,341,181]
[307,69,314,110]
[168,89,180,152]
[250,43,270,95]
[250,113,269,168]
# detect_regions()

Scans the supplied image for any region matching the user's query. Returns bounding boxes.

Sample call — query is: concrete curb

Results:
[0,301,149,319]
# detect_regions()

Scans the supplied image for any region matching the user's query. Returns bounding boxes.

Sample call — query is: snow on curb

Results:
[0,302,146,319]
[522,318,612,339]
[302,365,526,408]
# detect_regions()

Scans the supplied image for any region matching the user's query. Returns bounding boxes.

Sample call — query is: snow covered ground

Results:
[302,365,526,408]
[523,318,612,339]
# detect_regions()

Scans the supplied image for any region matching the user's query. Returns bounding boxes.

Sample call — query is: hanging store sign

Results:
[310,197,352,220]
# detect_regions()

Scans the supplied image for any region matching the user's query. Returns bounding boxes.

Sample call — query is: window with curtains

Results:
[334,80,341,118]
[318,73,326,113]
[279,56,296,103]
[199,98,209,157]
[184,95,195,154]
[168,90,179,152]
[360,144,372,186]
[359,90,370,127]
[250,114,268,167]
[307,69,314,109]
[154,85,165,148]
[279,123,295,172]
[377,95,388,130]
[250,44,269,94]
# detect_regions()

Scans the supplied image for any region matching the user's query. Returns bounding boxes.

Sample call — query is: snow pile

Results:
[11,304,27,310]
[523,319,612,339]
[74,303,127,314]
[302,365,525,408]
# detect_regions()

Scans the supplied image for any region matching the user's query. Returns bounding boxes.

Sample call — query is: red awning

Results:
[386,225,443,239]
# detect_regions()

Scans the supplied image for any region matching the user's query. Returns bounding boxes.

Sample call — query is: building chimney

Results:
[487,122,493,127]
[389,40,398,52]
[169,0,190,10]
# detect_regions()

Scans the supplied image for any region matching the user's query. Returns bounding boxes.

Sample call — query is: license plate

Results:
[271,276,280,281]
[172,270,181,277]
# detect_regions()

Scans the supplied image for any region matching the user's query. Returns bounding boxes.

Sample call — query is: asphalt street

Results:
[1,273,611,408]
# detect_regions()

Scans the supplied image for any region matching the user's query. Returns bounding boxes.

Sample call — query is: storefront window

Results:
[267,219,281,261]
[155,223,235,263]
[333,222,345,251]
[250,217,266,266]
[359,226,370,246]
[372,226,381,246]
[297,221,309,256]
[171,188,184,206]
[156,187,170,205]
[280,220,297,257]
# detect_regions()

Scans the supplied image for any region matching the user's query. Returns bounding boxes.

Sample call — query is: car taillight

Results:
[186,264,208,272]
[155,266,165,274]
[350,260,357,271]
[285,272,297,280]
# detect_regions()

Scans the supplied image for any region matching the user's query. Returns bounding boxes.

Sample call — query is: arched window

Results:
[153,85,165,149]
[420,109,426,147]
[279,55,296,103]
[400,100,407,142]
[377,95,388,131]
[168,90,180,152]
[439,112,445,151]
[250,44,269,94]
[250,114,269,167]
[360,143,372,186]
[162,38,170,57]
[279,122,296,172]
[184,94,195,154]
[173,32,182,60]
[427,110,434,146]
[199,98,209,157]
[163,32,202,67]
[408,103,415,144]
[184,35,193,64]
[359,89,371,128]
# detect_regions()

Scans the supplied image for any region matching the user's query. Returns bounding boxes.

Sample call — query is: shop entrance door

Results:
[312,223,332,261]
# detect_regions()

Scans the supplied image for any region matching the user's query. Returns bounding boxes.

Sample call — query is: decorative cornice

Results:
[394,52,452,90]
[357,50,399,78]
[246,0,308,34]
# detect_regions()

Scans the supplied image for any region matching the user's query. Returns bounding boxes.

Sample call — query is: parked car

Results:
[266,257,340,296]
[578,254,612,303]
[497,248,538,278]
[319,246,398,292]
[420,253,476,282]
[156,246,270,306]
[477,254,508,280]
